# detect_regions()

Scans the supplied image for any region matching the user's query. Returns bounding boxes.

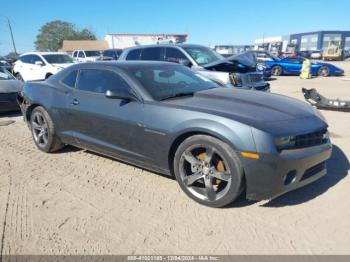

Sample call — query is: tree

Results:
[35,20,96,51]
[5,52,19,60]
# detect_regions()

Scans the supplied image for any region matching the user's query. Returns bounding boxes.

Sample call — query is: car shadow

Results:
[54,144,349,209]
[0,110,22,118]
[261,145,349,207]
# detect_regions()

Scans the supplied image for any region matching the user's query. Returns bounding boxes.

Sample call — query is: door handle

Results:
[71,99,80,105]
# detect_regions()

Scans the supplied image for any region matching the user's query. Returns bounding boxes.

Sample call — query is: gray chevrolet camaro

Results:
[18,61,332,207]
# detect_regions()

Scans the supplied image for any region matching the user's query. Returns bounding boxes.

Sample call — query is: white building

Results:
[104,34,188,49]
[254,35,290,53]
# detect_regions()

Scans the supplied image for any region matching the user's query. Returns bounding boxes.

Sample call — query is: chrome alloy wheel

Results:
[31,111,49,148]
[179,145,232,202]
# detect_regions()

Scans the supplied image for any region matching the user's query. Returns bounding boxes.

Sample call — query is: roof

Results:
[19,52,67,56]
[60,40,109,52]
[106,33,188,37]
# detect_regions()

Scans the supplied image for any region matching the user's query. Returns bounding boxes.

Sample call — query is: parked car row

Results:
[253,50,344,77]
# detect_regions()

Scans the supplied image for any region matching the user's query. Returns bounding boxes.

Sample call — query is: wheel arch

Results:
[167,127,247,177]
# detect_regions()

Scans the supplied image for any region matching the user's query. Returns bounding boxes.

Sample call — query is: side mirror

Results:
[105,89,136,101]
[178,59,191,67]
[35,61,44,66]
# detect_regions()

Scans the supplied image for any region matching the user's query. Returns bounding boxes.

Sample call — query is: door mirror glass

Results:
[105,89,136,101]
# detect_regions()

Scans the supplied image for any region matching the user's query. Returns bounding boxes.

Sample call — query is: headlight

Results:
[274,136,296,150]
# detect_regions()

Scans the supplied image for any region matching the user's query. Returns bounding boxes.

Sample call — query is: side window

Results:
[19,55,31,64]
[165,48,187,63]
[61,70,78,88]
[126,49,142,60]
[103,50,112,57]
[72,51,77,58]
[141,47,162,61]
[78,51,85,58]
[32,55,44,65]
[76,69,130,94]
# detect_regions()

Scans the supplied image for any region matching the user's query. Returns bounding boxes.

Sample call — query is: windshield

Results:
[85,51,101,57]
[267,52,281,61]
[183,46,223,66]
[0,67,15,80]
[43,54,73,64]
[128,64,219,101]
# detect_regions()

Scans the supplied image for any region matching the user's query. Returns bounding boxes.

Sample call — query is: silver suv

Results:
[119,44,270,91]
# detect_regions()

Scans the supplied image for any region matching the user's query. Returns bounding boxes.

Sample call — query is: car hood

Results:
[0,80,23,93]
[165,88,326,134]
[203,51,257,70]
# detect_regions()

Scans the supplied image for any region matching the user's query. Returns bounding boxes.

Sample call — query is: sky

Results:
[1,0,350,55]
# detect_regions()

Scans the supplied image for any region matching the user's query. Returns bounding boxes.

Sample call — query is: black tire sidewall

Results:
[173,135,244,208]
[30,106,56,153]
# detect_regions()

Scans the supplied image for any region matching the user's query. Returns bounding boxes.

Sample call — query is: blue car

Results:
[265,55,344,77]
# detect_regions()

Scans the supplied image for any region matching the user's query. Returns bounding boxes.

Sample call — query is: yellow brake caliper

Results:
[197,152,225,186]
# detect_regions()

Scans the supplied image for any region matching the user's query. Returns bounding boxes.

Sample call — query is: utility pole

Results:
[7,17,17,55]
[1,16,17,55]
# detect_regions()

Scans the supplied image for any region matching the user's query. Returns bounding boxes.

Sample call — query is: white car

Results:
[72,50,101,62]
[13,52,74,81]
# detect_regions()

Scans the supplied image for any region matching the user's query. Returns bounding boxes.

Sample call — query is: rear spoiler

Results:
[302,88,350,112]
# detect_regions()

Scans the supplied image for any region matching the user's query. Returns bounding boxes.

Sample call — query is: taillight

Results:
[229,74,237,86]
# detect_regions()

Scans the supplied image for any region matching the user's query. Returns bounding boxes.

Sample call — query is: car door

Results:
[65,67,146,161]
[30,55,47,80]
[282,58,303,75]
[77,51,85,62]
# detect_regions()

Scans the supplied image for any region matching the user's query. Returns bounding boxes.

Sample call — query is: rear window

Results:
[61,70,78,88]
[126,49,142,60]
[140,47,163,61]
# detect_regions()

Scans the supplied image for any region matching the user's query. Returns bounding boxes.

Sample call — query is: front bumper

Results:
[242,142,332,201]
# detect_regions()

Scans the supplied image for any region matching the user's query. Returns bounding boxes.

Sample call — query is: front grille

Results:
[301,161,326,181]
[247,72,263,83]
[294,129,328,148]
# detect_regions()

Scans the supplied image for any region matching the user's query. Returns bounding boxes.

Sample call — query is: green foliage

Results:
[5,52,19,60]
[35,20,96,51]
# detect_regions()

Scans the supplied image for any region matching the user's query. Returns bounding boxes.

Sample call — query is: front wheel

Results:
[318,66,330,77]
[271,65,282,76]
[30,106,64,153]
[173,135,244,208]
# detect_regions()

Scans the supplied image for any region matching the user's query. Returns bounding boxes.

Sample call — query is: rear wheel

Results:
[30,106,64,153]
[271,65,282,76]
[318,66,330,77]
[173,135,244,208]
[16,73,24,81]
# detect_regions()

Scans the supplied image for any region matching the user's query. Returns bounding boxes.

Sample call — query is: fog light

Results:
[284,170,297,185]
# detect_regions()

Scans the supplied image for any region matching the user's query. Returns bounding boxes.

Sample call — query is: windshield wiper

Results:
[160,92,195,101]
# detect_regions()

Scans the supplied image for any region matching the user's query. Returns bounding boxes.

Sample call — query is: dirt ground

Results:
[0,62,349,255]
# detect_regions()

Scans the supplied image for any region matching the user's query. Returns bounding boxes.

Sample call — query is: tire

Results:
[30,106,64,153]
[16,73,24,81]
[173,135,244,208]
[318,66,330,77]
[271,65,282,76]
